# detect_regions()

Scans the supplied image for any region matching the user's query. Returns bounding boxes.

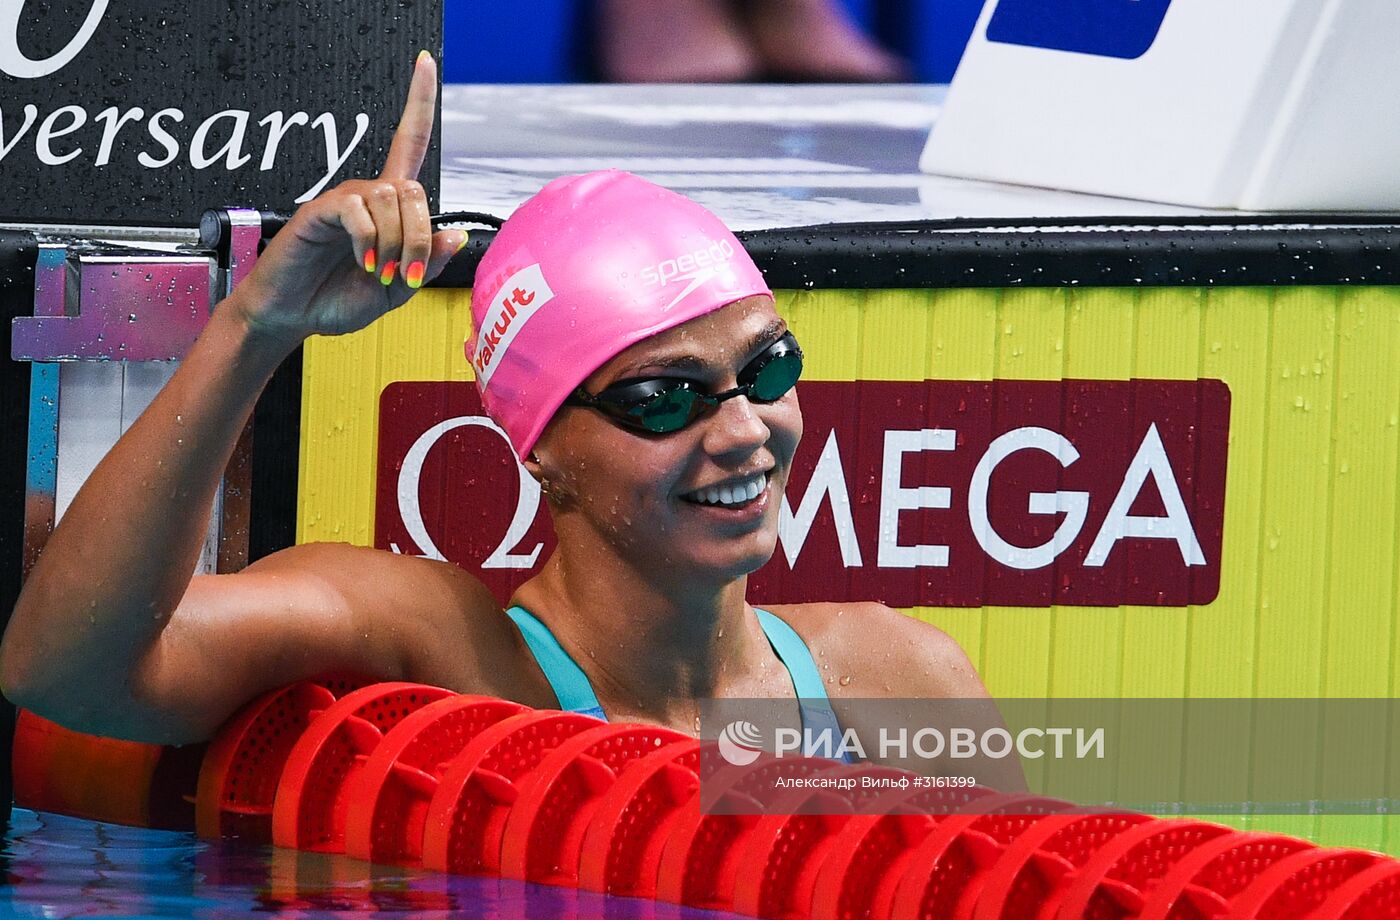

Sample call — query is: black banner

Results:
[0,0,441,226]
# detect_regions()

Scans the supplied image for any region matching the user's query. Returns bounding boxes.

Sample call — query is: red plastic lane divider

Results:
[1043,819,1236,920]
[419,710,603,877]
[12,709,207,830]
[576,741,704,898]
[655,754,834,911]
[1225,848,1383,920]
[970,810,1157,920]
[810,812,942,920]
[195,681,338,842]
[342,695,530,866]
[499,723,691,885]
[808,776,996,920]
[179,682,1400,920]
[271,682,457,853]
[1135,832,1316,920]
[1305,858,1400,920]
[730,764,918,919]
[696,752,833,813]
[887,794,1074,920]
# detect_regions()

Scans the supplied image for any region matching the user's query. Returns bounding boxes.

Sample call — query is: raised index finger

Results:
[380,50,438,181]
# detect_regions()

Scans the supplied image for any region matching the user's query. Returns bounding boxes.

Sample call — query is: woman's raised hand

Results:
[231,52,466,347]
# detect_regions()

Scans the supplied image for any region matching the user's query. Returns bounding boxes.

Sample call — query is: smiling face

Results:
[529,295,803,582]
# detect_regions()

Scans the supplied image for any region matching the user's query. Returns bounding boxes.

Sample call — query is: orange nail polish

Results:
[406,260,426,289]
[363,248,377,273]
[380,260,398,286]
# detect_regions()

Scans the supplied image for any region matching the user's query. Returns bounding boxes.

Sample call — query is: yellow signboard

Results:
[301,284,1400,852]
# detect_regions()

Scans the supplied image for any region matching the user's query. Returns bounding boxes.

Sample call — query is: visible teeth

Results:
[690,472,767,507]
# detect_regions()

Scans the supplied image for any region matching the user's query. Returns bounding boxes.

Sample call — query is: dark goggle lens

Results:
[628,387,702,433]
[748,349,802,402]
[581,333,803,434]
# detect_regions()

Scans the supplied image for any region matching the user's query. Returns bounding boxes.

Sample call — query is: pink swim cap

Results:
[466,170,772,459]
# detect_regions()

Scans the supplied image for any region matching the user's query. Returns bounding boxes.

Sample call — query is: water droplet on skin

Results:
[838,675,852,686]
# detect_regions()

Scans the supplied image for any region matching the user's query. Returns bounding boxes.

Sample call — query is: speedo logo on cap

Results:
[640,238,736,289]
[473,263,554,387]
[640,238,738,312]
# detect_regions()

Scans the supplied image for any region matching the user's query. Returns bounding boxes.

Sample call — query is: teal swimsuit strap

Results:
[504,605,606,720]
[755,608,853,763]
[506,604,848,759]
[752,608,829,701]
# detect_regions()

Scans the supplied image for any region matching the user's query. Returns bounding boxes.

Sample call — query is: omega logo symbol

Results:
[393,415,544,570]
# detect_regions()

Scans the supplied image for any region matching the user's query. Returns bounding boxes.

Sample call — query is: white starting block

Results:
[921,0,1400,211]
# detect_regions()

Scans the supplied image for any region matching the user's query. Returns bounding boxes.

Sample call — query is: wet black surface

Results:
[2,1,442,226]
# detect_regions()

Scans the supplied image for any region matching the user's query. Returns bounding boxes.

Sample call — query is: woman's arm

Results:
[0,53,485,743]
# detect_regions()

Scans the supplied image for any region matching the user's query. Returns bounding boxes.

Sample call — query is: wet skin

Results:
[0,54,1014,789]
[530,296,800,586]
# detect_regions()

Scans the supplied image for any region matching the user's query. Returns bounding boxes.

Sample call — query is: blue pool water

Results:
[0,809,742,919]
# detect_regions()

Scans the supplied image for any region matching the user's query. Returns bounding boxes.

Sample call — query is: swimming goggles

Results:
[564,332,804,434]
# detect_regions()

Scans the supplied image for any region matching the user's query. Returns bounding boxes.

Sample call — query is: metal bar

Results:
[11,250,214,362]
[214,210,266,574]
[22,364,59,578]
[0,222,201,246]
[20,247,66,577]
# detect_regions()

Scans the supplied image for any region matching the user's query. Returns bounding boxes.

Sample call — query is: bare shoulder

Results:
[240,542,498,629]
[761,601,987,700]
[202,542,519,689]
[100,542,527,743]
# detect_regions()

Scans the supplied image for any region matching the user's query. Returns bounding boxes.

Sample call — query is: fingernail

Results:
[455,233,469,254]
[417,49,431,64]
[406,260,426,289]
[363,248,377,274]
[380,260,398,286]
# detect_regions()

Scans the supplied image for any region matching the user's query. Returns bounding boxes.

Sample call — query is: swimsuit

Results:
[504,605,854,761]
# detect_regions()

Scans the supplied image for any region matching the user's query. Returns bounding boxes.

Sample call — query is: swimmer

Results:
[1,54,1012,784]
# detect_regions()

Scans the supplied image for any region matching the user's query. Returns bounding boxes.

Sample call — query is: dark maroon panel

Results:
[375,379,1230,608]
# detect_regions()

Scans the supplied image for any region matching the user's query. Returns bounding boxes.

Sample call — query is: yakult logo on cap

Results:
[473,263,554,387]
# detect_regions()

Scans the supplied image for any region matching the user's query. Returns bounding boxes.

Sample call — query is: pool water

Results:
[0,808,742,919]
